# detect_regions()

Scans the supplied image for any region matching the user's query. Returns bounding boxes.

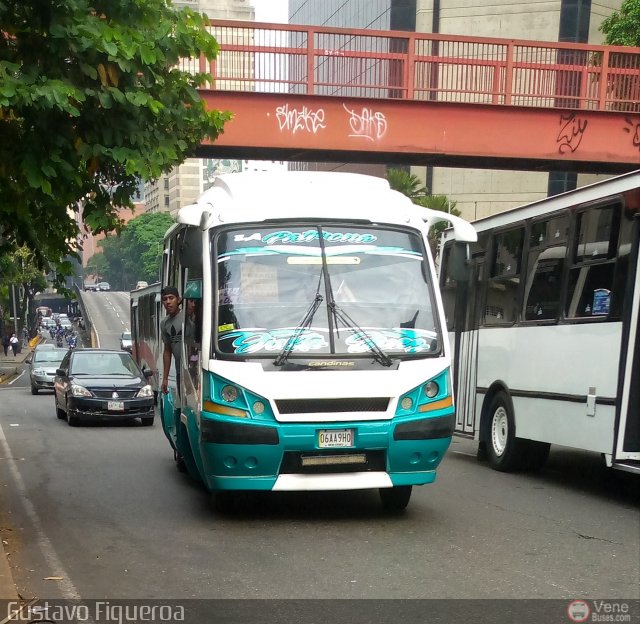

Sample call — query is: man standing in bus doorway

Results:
[161,286,183,395]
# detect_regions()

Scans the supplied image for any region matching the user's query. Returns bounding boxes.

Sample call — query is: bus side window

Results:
[484,227,524,325]
[523,215,569,321]
[566,204,619,320]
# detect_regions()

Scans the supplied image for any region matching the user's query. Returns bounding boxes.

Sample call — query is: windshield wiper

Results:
[328,301,393,367]
[274,293,324,367]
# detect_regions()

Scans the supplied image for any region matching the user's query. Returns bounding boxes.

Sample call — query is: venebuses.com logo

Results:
[568,601,591,623]
[567,600,634,623]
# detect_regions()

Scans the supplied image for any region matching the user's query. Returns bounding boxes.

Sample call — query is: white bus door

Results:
[615,226,640,468]
[453,260,483,435]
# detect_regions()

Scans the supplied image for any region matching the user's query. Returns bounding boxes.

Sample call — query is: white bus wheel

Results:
[486,391,526,472]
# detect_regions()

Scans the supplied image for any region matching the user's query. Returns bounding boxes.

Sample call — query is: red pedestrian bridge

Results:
[189,20,640,173]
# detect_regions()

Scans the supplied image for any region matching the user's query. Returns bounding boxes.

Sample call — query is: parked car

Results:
[28,347,68,395]
[97,282,111,291]
[54,349,155,426]
[120,331,133,352]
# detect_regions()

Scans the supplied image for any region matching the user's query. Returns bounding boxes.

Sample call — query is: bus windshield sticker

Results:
[218,328,437,355]
[220,328,329,354]
[263,230,377,245]
[217,245,422,261]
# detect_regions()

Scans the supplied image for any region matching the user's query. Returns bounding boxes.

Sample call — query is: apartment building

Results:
[144,0,255,216]
[288,0,622,221]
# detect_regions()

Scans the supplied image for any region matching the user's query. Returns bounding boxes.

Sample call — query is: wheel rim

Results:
[491,406,509,457]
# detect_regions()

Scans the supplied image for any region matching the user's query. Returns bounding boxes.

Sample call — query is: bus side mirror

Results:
[449,242,471,282]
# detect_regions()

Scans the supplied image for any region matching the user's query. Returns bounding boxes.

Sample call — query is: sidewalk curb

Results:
[1,349,30,599]
[0,536,19,600]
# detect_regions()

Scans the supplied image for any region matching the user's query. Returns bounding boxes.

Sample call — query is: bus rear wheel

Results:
[486,391,526,472]
[379,485,412,512]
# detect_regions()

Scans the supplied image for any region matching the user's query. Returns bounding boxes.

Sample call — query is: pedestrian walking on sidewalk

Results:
[2,334,9,357]
[9,333,19,356]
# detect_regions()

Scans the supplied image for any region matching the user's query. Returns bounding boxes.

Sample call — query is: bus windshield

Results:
[213,224,441,359]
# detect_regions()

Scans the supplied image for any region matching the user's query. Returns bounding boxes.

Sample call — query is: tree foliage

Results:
[600,0,640,46]
[0,245,47,334]
[87,211,174,289]
[0,0,230,283]
[385,168,461,253]
[385,169,427,201]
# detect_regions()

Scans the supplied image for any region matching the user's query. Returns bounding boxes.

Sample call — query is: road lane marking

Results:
[8,371,25,385]
[450,450,477,457]
[0,423,80,599]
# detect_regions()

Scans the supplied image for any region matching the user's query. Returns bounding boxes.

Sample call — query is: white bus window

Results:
[484,228,523,325]
[566,205,619,320]
[574,205,616,262]
[523,216,569,321]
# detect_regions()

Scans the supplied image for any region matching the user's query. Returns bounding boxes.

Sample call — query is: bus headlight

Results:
[253,401,265,415]
[221,385,239,402]
[400,397,413,410]
[424,381,439,398]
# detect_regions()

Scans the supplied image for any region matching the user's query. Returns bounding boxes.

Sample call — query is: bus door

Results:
[454,258,483,434]
[443,242,481,435]
[615,215,640,466]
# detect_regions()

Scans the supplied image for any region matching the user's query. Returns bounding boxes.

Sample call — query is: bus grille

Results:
[280,450,386,474]
[275,398,389,414]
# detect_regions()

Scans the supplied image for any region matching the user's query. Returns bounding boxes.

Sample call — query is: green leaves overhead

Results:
[89,211,175,289]
[600,0,640,47]
[0,0,230,284]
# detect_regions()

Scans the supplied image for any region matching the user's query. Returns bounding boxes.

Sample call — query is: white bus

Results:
[439,169,640,474]
[131,171,476,510]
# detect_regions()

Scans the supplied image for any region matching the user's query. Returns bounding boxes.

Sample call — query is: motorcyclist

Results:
[55,321,65,347]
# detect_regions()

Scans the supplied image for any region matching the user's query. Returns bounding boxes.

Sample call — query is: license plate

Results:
[318,429,354,448]
[107,401,125,411]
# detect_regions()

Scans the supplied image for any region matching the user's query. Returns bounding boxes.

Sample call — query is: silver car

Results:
[120,331,133,352]
[29,347,68,394]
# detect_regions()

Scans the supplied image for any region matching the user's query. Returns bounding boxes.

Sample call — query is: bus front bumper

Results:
[197,413,454,492]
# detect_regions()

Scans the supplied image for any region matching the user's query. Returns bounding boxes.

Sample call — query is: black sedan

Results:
[54,349,155,426]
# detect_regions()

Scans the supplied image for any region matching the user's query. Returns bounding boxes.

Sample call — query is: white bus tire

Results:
[486,391,526,472]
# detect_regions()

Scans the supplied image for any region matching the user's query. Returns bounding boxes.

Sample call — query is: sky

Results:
[251,0,288,23]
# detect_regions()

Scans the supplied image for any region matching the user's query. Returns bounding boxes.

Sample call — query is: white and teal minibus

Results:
[439,169,640,474]
[131,171,476,510]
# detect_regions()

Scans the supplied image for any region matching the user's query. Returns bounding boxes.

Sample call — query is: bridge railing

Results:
[183,20,640,112]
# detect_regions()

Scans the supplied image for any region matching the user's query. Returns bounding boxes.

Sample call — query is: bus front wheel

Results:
[379,485,412,512]
[486,391,526,472]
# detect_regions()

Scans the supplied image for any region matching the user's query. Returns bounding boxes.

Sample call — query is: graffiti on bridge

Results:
[343,104,388,141]
[623,117,640,151]
[557,112,588,154]
[275,104,326,134]
[274,102,388,142]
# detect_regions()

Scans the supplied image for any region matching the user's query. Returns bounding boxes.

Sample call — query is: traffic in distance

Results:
[130,171,477,511]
